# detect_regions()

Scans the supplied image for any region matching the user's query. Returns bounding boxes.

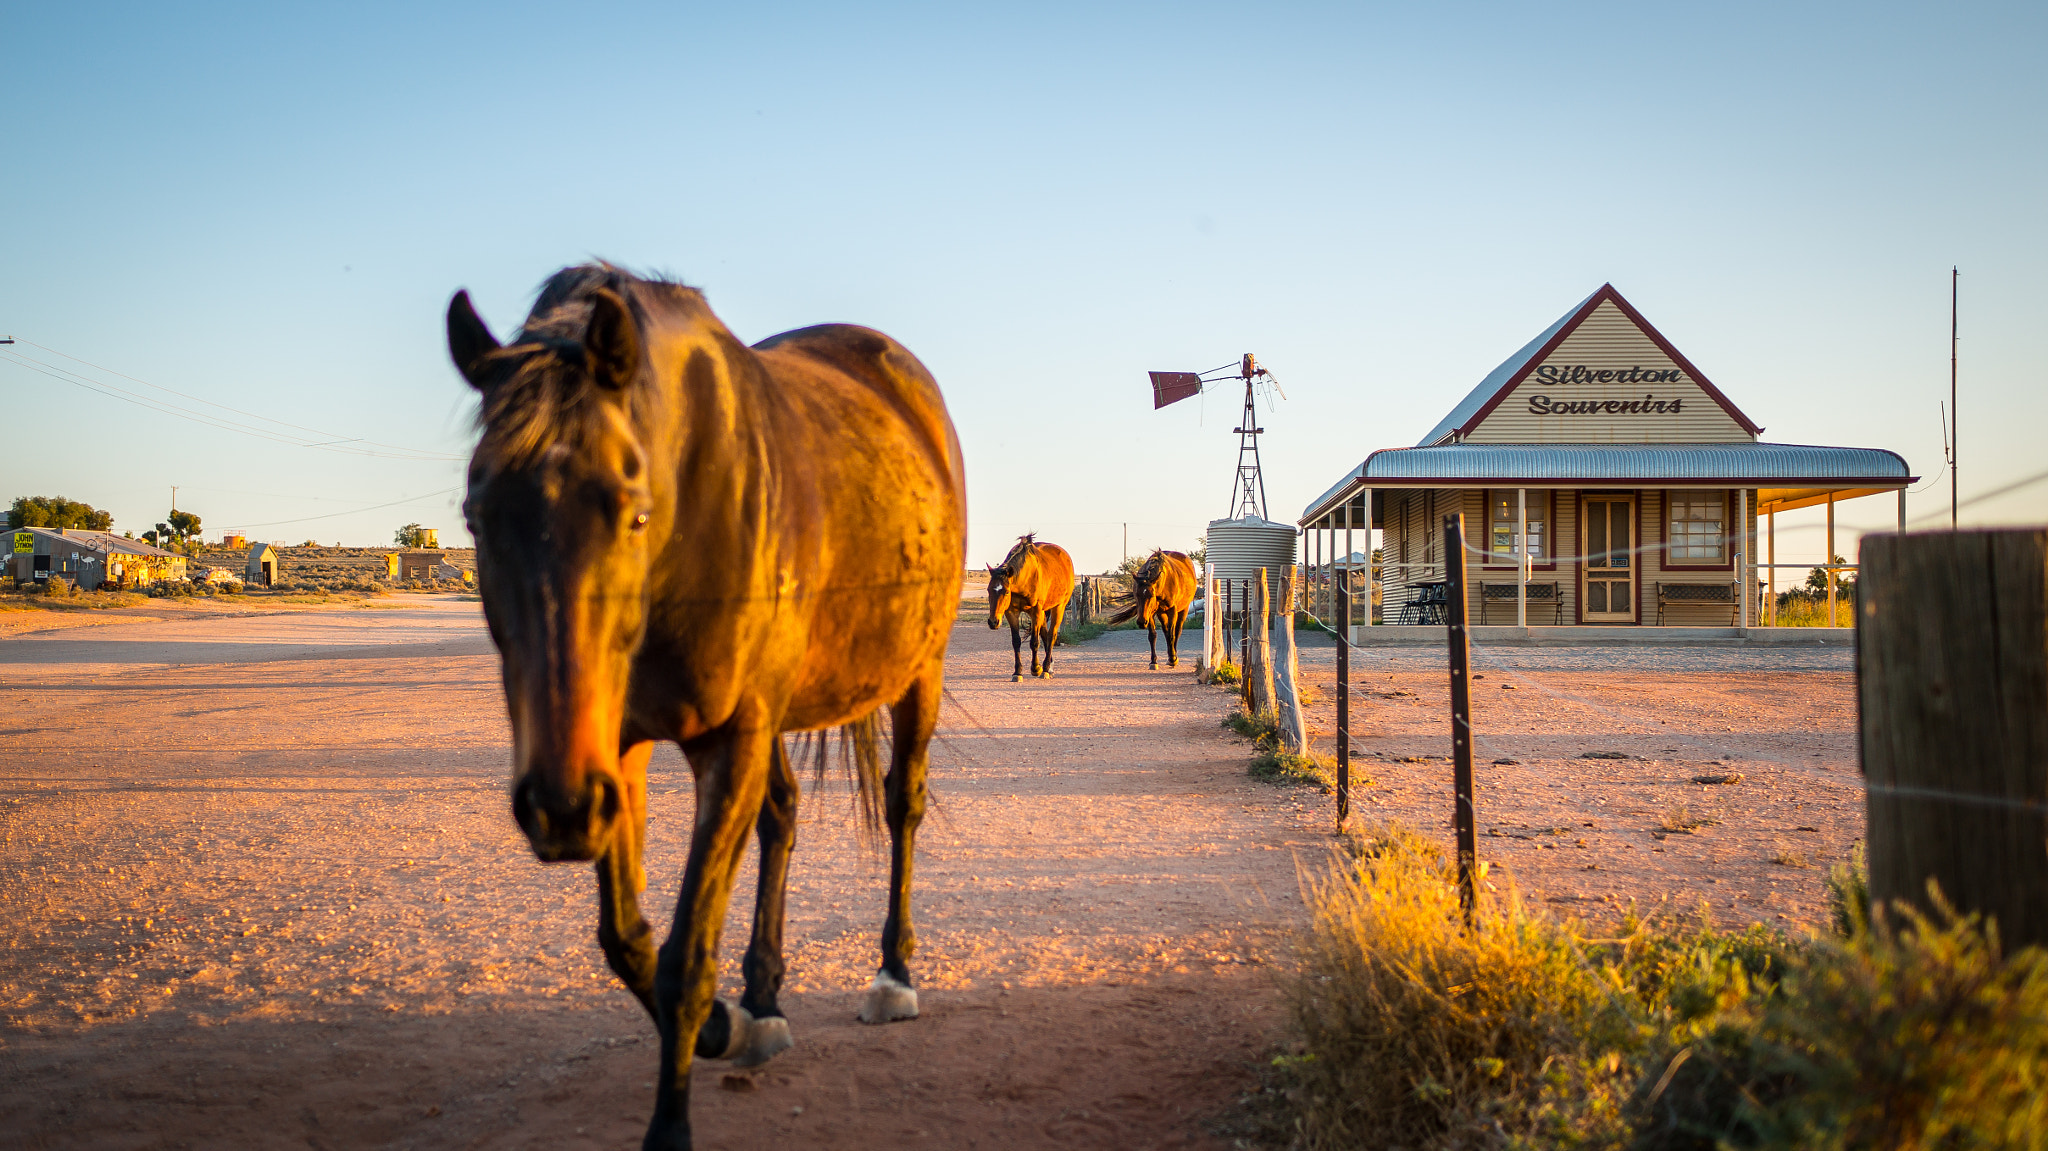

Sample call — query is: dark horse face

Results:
[985,564,1011,629]
[448,287,655,863]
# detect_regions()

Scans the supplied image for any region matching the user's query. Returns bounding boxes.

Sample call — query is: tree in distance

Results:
[167,510,201,544]
[10,495,113,531]
[394,523,430,548]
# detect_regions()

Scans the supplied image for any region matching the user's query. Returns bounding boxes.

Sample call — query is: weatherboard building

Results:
[1299,284,1914,636]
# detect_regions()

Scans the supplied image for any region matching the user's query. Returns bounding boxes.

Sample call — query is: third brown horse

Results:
[1108,549,1198,668]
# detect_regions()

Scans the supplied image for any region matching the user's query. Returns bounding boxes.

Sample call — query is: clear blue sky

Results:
[3,2,2041,571]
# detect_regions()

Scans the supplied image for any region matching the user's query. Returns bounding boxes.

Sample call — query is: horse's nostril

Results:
[512,776,547,838]
[591,776,623,825]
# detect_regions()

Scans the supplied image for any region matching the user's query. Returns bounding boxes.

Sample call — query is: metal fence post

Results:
[1336,574,1350,831]
[1444,512,1478,921]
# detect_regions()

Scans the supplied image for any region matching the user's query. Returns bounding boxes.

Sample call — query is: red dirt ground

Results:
[0,597,1863,1149]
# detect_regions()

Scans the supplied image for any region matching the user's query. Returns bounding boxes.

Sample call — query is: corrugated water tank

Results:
[1204,515,1297,600]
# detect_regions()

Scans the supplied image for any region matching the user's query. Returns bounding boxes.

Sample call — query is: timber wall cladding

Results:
[1466,301,1754,444]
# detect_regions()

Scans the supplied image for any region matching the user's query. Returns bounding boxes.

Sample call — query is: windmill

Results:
[1148,353,1285,520]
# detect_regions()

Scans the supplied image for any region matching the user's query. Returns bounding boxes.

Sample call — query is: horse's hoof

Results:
[732,1014,793,1067]
[858,971,919,1023]
[1011,673,1023,682]
[708,998,756,1061]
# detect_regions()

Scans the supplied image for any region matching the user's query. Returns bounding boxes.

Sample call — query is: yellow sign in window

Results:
[12,532,31,554]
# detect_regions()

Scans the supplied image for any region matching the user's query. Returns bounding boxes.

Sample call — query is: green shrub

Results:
[1249,748,1338,791]
[43,576,71,597]
[1224,708,1278,743]
[1275,823,2048,1150]
[1209,659,1241,686]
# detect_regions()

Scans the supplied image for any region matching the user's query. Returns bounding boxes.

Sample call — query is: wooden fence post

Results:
[1859,529,2048,949]
[1444,513,1478,921]
[1274,569,1307,753]
[1249,569,1277,717]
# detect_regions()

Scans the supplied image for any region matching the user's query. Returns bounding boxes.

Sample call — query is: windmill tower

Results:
[1147,352,1281,520]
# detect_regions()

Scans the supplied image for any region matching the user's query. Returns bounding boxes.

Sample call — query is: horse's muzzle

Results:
[511,771,622,862]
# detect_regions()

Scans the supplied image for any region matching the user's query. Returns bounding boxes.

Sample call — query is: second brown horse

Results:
[985,534,1075,681]
[1108,549,1198,668]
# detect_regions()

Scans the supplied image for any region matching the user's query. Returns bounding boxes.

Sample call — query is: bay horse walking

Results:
[447,264,965,1151]
[1109,549,1197,668]
[985,534,1074,681]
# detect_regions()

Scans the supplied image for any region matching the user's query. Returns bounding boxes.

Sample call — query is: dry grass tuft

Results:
[1693,772,1745,786]
[1275,823,2048,1150]
[1660,804,1710,832]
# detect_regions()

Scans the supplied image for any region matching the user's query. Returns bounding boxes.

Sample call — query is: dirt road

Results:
[1,598,1312,1150]
[0,599,1865,1149]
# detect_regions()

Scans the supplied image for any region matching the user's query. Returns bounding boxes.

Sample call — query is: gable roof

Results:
[1416,284,1762,447]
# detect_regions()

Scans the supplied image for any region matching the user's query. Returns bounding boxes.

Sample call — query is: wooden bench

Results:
[1480,581,1561,625]
[1655,581,1738,625]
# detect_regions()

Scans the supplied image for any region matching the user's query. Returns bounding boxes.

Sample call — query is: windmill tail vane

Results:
[1145,352,1281,520]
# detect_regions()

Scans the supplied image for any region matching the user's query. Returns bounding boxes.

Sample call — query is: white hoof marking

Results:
[733,1014,793,1068]
[857,971,919,1024]
[713,1000,755,1060]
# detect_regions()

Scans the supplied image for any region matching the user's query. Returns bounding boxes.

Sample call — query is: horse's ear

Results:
[447,290,501,389]
[584,288,641,390]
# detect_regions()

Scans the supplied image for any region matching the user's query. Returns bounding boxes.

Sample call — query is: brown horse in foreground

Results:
[447,265,965,1151]
[985,534,1074,681]
[1108,549,1198,668]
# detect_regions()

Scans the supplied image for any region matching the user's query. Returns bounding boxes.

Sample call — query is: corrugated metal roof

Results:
[1299,442,1914,523]
[15,527,179,557]
[1414,289,1597,448]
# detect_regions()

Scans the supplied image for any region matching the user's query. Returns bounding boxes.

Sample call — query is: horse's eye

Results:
[631,512,650,531]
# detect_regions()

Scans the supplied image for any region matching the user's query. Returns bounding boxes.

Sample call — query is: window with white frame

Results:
[1487,491,1546,561]
[1666,492,1728,562]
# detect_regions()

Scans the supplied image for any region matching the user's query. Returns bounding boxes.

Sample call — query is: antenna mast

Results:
[1950,266,1958,530]
[1229,354,1269,519]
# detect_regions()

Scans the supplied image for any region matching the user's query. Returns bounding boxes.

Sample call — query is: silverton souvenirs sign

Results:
[1528,364,1686,416]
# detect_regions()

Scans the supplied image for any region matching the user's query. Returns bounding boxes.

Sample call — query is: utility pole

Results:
[1951,267,1958,530]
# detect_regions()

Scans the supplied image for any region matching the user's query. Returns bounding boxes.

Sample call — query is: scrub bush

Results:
[1274,824,2048,1150]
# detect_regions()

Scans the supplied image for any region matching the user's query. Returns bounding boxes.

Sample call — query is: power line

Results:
[226,487,464,530]
[0,343,465,462]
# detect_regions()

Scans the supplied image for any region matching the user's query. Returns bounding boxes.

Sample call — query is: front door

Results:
[1582,495,1635,623]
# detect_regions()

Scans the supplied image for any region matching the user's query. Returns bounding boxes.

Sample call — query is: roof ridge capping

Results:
[1415,284,1762,447]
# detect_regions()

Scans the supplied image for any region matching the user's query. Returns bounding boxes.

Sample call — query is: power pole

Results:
[1951,267,1959,530]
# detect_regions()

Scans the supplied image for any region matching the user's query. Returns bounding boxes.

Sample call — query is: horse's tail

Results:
[1103,595,1147,626]
[791,712,888,845]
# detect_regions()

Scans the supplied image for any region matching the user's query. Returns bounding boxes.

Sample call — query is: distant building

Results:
[246,543,279,587]
[221,532,248,549]
[9,527,185,590]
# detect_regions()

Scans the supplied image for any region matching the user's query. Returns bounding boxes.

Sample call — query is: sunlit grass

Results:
[1271,823,2048,1149]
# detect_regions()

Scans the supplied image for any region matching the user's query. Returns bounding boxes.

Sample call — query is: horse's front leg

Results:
[1027,606,1045,678]
[646,703,776,1151]
[863,662,939,1023]
[1146,614,1160,669]
[1008,610,1026,682]
[728,738,800,1067]
[1038,603,1065,677]
[597,741,657,1017]
[1166,607,1187,668]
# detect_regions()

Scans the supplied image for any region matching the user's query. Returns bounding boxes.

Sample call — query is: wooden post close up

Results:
[1859,528,2048,950]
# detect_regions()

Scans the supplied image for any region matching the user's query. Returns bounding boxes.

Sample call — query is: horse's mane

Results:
[472,263,706,469]
[995,533,1036,575]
